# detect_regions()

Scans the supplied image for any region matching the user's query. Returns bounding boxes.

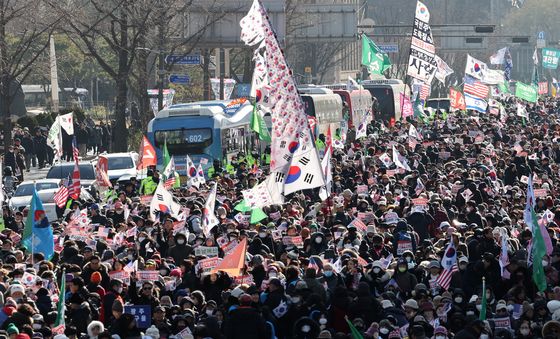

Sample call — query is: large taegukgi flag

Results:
[240,0,324,195]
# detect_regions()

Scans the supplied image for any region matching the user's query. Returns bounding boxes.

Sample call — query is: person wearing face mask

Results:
[306,232,328,256]
[100,279,124,325]
[392,257,418,298]
[366,261,390,297]
[392,220,418,257]
[368,233,390,261]
[433,326,449,339]
[318,263,344,302]
[167,233,192,266]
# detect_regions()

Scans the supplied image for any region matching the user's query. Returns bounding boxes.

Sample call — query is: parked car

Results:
[46,162,97,197]
[96,152,139,182]
[8,179,61,212]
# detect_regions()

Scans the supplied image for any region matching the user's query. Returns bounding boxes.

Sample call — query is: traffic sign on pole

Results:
[169,74,191,85]
[165,54,201,65]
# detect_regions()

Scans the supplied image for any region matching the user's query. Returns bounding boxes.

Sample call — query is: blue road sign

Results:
[165,54,201,65]
[169,74,191,85]
[124,305,151,328]
[538,31,545,40]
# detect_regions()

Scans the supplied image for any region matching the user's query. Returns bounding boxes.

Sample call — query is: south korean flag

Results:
[278,140,325,195]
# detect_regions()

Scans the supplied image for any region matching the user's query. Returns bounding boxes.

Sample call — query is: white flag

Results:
[408,124,422,140]
[196,164,206,186]
[319,146,332,201]
[346,76,361,90]
[378,153,393,167]
[47,117,63,162]
[392,145,411,171]
[490,47,507,65]
[202,182,219,236]
[150,181,181,221]
[163,156,176,180]
[281,146,325,195]
[465,54,488,80]
[434,55,454,84]
[516,102,528,118]
[186,156,198,188]
[533,48,538,65]
[356,112,368,139]
[58,112,74,135]
[481,69,506,86]
[243,175,284,208]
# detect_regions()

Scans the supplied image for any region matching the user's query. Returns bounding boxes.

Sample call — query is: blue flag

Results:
[22,190,54,260]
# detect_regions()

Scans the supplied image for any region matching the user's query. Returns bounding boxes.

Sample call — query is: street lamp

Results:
[136,47,165,112]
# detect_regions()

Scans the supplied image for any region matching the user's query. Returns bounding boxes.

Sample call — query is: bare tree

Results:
[0,0,59,148]
[48,0,156,151]
[128,0,230,131]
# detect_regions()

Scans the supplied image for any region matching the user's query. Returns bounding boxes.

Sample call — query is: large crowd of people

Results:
[1,97,560,339]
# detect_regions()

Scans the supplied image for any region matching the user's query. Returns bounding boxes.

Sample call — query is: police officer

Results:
[139,169,159,195]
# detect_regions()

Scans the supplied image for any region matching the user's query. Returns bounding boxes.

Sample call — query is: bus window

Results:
[367,87,395,121]
[154,128,213,155]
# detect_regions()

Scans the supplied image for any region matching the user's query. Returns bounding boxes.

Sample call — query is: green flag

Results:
[497,81,510,94]
[345,317,364,339]
[163,139,170,170]
[250,208,267,224]
[531,207,547,292]
[515,82,538,103]
[361,35,391,75]
[250,105,271,142]
[532,64,539,87]
[479,278,487,320]
[55,270,66,328]
[413,95,427,123]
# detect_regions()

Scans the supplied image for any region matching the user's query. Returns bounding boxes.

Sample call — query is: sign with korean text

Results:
[542,48,560,69]
[198,257,221,273]
[109,270,131,285]
[124,305,151,328]
[282,236,303,247]
[136,270,159,282]
[194,246,219,257]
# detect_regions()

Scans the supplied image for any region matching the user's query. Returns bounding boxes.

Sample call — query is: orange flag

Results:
[212,238,247,277]
[137,136,157,169]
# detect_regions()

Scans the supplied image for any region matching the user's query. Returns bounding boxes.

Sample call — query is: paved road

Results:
[23,166,51,181]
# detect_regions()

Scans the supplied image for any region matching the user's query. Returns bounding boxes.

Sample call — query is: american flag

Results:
[53,179,69,208]
[72,136,79,163]
[164,176,176,189]
[419,83,431,100]
[308,257,320,274]
[413,81,431,101]
[69,162,81,199]
[436,241,459,290]
[464,76,489,99]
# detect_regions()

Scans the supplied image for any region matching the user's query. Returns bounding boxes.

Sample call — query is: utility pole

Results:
[157,17,165,112]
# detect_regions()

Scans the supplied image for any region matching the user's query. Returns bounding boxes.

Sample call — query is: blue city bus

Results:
[146,100,257,175]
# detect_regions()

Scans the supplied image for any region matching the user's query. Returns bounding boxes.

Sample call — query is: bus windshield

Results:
[367,87,395,121]
[154,129,213,155]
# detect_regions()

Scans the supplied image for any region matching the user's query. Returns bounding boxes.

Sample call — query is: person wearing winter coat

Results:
[392,257,418,298]
[87,320,105,339]
[348,282,383,326]
[225,294,268,339]
[167,233,193,265]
